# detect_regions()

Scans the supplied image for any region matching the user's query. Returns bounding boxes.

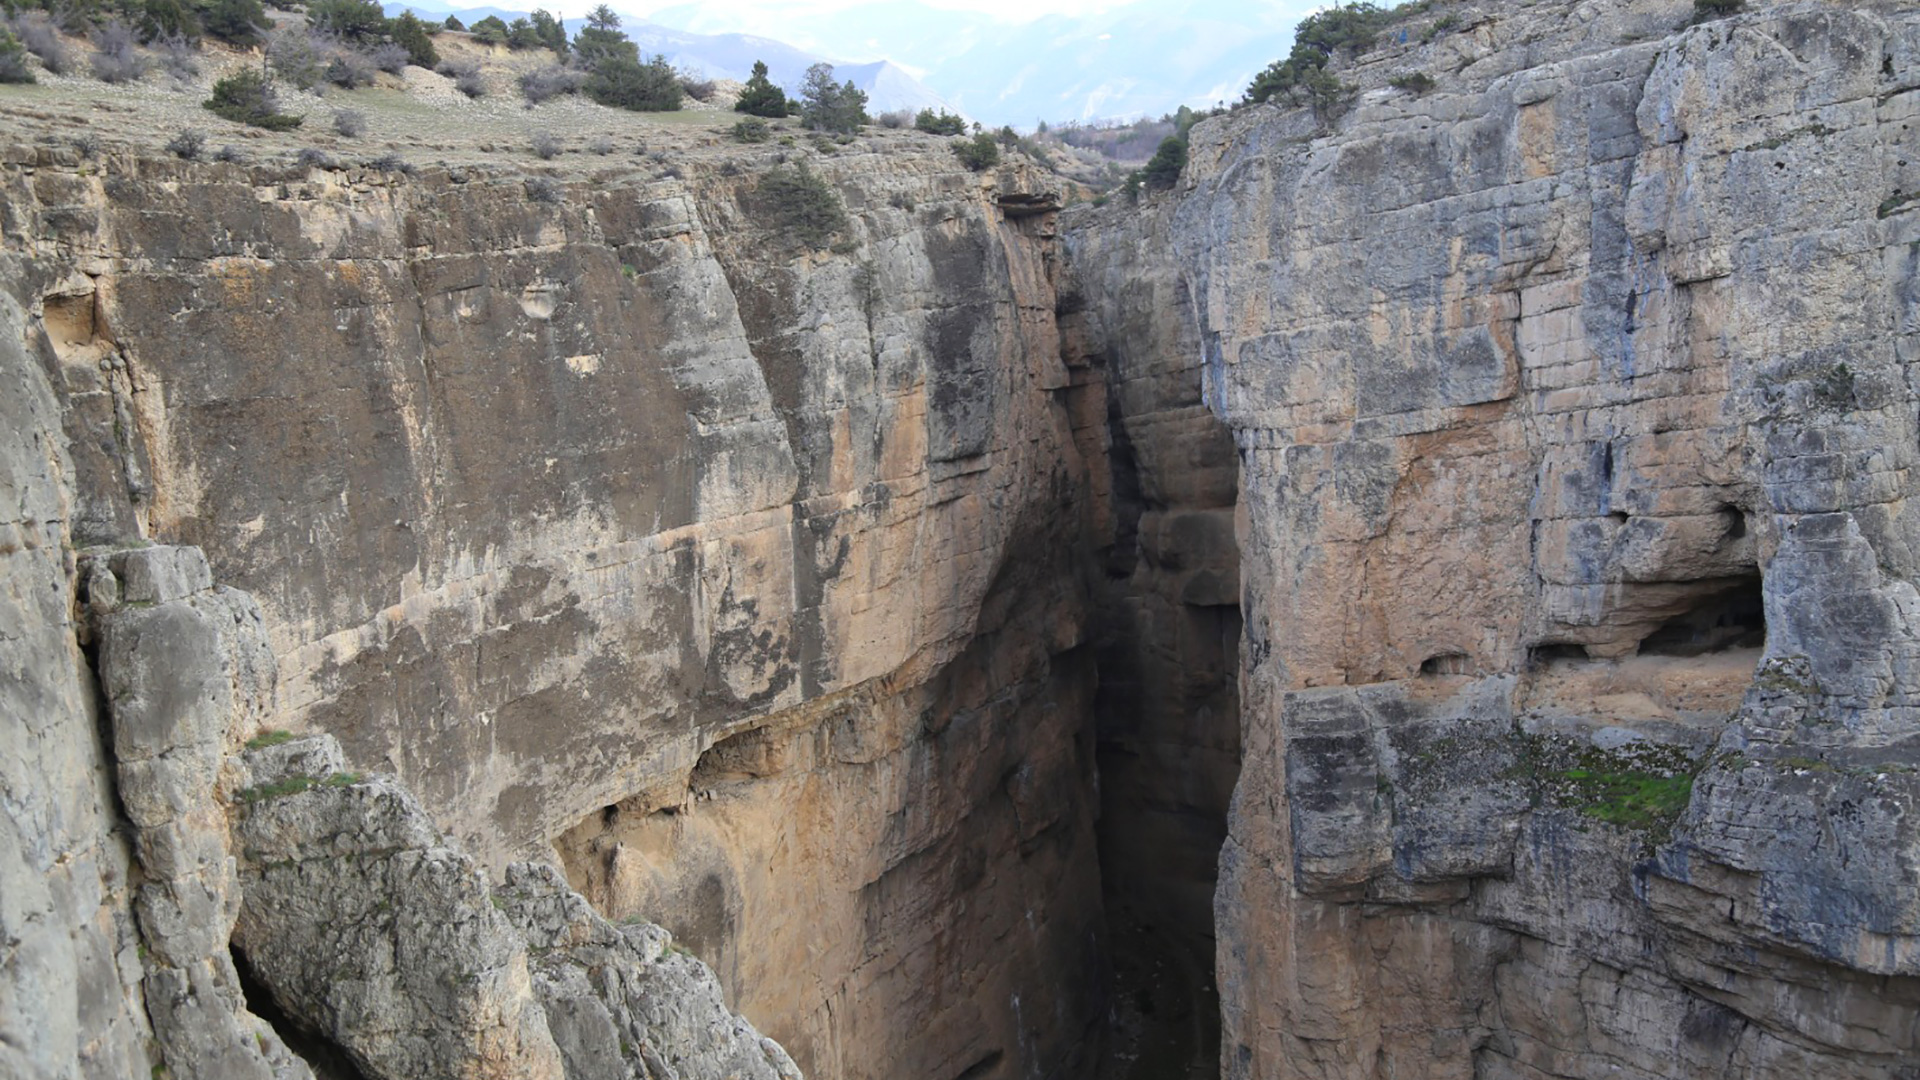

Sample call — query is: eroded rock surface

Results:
[1089,0,1920,1075]
[2,132,1106,1080]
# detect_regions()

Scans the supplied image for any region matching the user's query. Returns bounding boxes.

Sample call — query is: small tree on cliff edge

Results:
[800,62,868,133]
[1140,135,1186,189]
[734,60,794,117]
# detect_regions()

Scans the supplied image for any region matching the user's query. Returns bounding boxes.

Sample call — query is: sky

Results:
[551,0,1132,18]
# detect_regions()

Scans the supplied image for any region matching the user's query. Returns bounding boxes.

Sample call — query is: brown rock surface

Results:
[0,120,1108,1078]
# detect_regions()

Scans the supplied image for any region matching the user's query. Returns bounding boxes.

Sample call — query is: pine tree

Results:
[733,59,792,118]
[572,4,637,68]
[530,9,567,57]
[390,11,438,68]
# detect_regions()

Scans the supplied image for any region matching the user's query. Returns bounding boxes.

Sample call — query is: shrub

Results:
[137,0,199,44]
[584,54,681,111]
[468,15,508,46]
[1692,0,1742,19]
[332,107,365,136]
[323,44,375,88]
[266,30,324,89]
[1388,71,1434,94]
[753,162,847,248]
[201,0,270,45]
[530,129,561,159]
[90,19,149,83]
[72,132,101,157]
[731,115,771,143]
[0,28,32,83]
[155,35,197,81]
[213,143,245,162]
[1140,135,1185,188]
[366,41,409,74]
[526,175,562,203]
[164,128,204,159]
[294,146,334,169]
[876,109,910,129]
[914,108,965,135]
[733,59,791,118]
[1245,2,1387,107]
[1419,13,1458,43]
[365,151,411,174]
[679,72,715,101]
[306,0,386,43]
[519,64,582,104]
[951,131,999,171]
[588,135,613,155]
[204,68,303,130]
[13,14,69,74]
[437,58,483,97]
[799,62,866,133]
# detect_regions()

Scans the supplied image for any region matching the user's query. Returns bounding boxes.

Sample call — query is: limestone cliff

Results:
[1,129,1105,1079]
[1076,0,1919,1075]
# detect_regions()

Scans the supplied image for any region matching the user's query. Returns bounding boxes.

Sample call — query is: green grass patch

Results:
[245,729,296,749]
[1557,769,1693,832]
[240,771,362,803]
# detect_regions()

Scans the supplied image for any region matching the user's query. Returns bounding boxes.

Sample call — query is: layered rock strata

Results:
[1,136,1106,1080]
[1096,0,1920,1075]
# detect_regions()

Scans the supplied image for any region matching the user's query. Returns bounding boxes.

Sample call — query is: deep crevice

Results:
[230,943,367,1080]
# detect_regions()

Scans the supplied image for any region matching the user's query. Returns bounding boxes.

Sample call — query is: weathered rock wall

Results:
[1103,0,1920,1075]
[1,138,1107,1080]
[1062,200,1242,1075]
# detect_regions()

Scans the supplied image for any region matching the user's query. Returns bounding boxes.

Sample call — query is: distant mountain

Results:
[645,0,1326,127]
[384,3,954,115]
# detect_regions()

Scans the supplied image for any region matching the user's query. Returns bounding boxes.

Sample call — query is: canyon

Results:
[3,0,1918,1078]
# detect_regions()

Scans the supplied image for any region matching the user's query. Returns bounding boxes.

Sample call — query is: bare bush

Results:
[332,107,365,136]
[90,19,148,84]
[526,175,562,203]
[164,128,204,159]
[267,30,324,89]
[323,43,375,88]
[71,132,101,157]
[14,14,71,75]
[213,144,246,163]
[295,146,336,169]
[436,58,484,98]
[530,129,562,159]
[588,136,613,155]
[365,152,412,174]
[518,64,582,105]
[367,41,408,74]
[876,109,911,129]
[155,35,198,82]
[677,70,715,101]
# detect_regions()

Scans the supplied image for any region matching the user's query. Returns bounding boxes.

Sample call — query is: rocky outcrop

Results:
[1096,0,1920,1075]
[2,131,1106,1080]
[89,545,311,1080]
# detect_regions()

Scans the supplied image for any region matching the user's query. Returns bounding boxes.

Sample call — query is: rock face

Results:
[1097,0,1920,1075]
[2,133,1106,1080]
[1063,199,1243,1074]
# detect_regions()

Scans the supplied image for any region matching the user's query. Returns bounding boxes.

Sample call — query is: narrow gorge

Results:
[3,1,1917,1079]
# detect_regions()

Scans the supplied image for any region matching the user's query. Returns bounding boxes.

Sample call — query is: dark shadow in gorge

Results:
[1089,385,1242,1080]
